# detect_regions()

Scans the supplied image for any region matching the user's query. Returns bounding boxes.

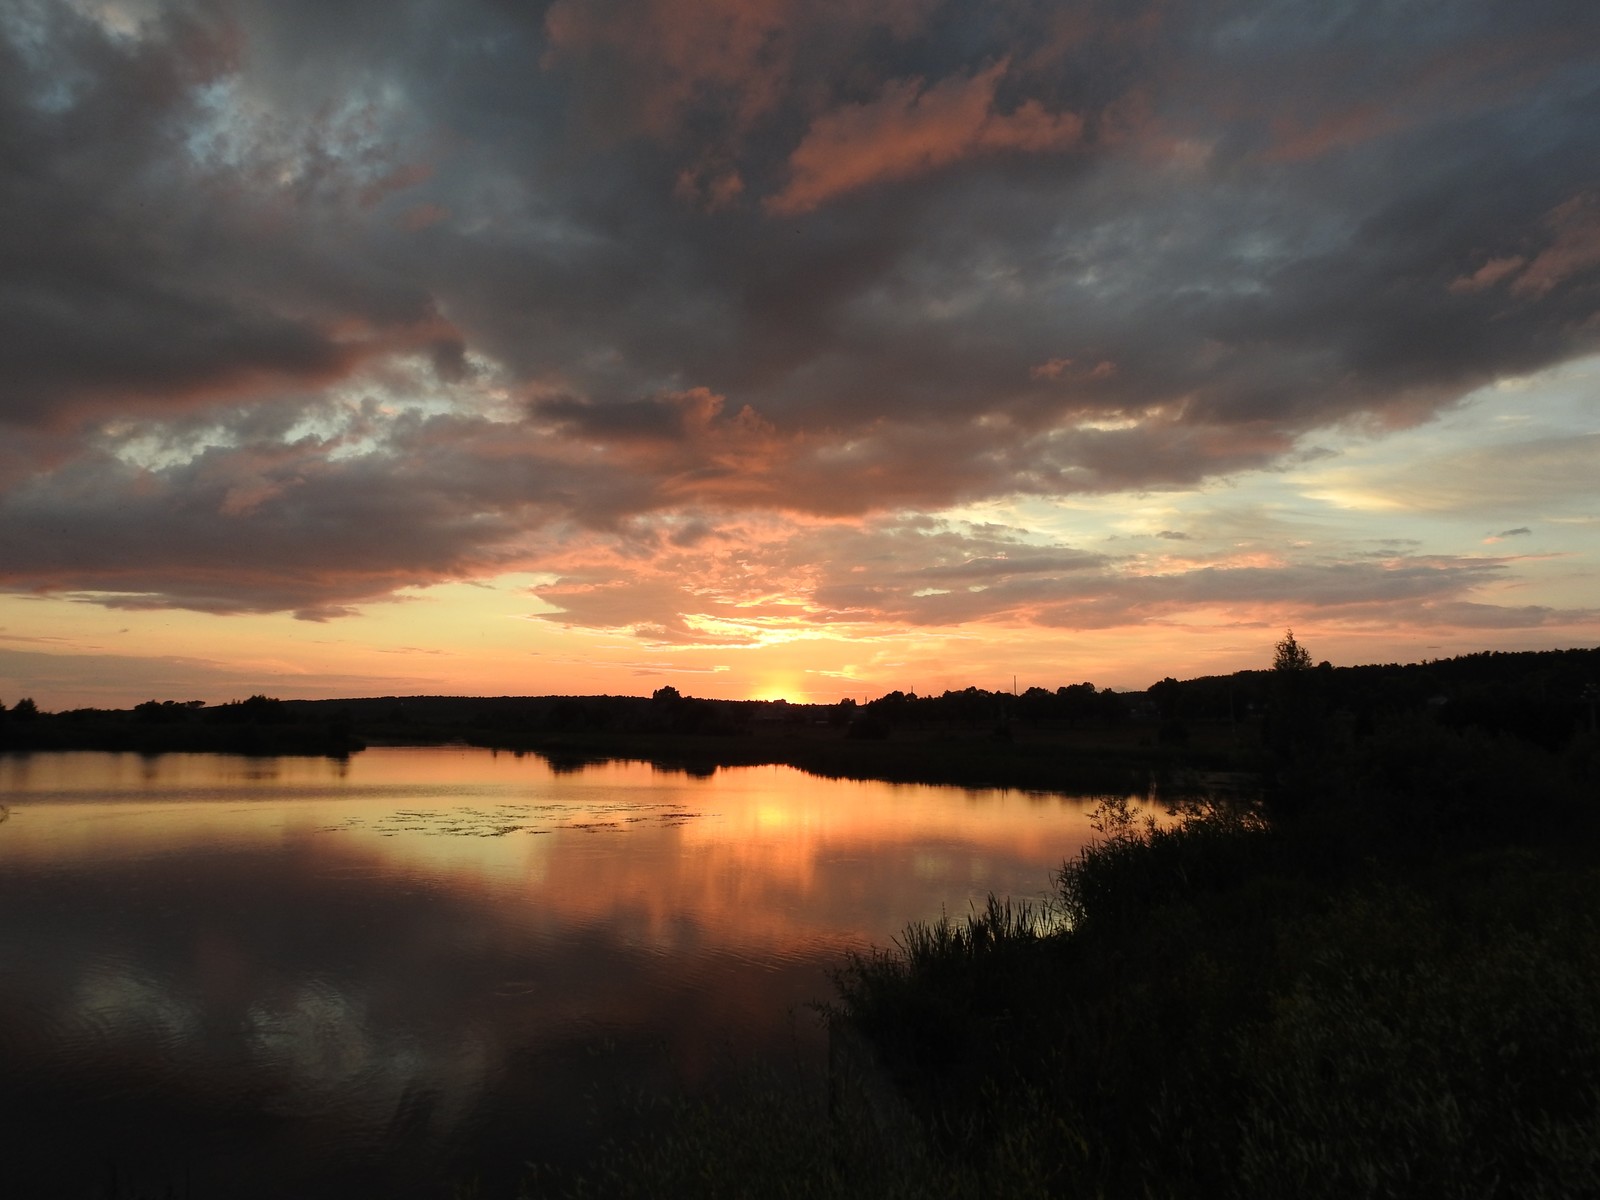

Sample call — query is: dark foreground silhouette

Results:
[6,645,1592,792]
[545,642,1600,1197]
[4,644,1598,1196]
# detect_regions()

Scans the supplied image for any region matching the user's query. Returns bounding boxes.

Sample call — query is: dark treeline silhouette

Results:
[268,681,1132,742]
[1146,644,1599,750]
[848,681,1128,739]
[315,644,1595,758]
[2,645,1594,775]
[0,693,357,756]
[572,637,1600,1197]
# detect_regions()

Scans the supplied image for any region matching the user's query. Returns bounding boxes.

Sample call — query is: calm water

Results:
[0,747,1134,1197]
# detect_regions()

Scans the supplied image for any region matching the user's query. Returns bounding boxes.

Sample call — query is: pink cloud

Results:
[543,0,797,139]
[1512,192,1600,296]
[398,203,450,231]
[543,0,940,142]
[766,60,1083,215]
[522,513,1596,654]
[1449,192,1600,298]
[1030,357,1117,383]
[1449,255,1526,294]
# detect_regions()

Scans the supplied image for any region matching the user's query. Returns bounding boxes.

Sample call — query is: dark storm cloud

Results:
[534,392,723,442]
[0,408,567,615]
[0,1,464,427]
[2,0,1599,617]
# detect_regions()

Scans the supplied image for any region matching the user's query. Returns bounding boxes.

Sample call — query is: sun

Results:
[749,675,805,703]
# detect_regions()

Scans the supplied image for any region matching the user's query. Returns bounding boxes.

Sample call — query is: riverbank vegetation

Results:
[6,646,1593,796]
[540,640,1600,1198]
[0,693,361,756]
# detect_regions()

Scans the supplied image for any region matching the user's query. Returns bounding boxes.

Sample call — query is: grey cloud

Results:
[0,410,573,614]
[4,0,1599,617]
[1412,601,1598,630]
[843,556,1538,633]
[1317,434,1600,516]
[0,2,464,427]
[534,393,715,443]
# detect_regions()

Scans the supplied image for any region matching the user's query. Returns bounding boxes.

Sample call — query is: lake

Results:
[0,746,1137,1197]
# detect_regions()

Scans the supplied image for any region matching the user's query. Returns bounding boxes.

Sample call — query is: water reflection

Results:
[0,747,1142,1197]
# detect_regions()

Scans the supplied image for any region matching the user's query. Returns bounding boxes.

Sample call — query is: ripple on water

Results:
[51,958,198,1092]
[323,802,704,839]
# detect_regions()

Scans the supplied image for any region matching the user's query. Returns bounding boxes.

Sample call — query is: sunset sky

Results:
[2,0,1597,710]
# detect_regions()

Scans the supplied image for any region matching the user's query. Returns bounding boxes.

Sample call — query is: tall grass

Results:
[548,722,1600,1197]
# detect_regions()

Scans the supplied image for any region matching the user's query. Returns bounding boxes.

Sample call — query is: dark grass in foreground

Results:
[530,721,1600,1198]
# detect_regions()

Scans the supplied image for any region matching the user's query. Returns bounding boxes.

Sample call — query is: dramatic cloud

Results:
[2,0,1597,699]
[767,59,1083,214]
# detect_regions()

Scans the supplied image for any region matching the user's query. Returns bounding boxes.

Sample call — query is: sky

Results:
[1,0,1598,710]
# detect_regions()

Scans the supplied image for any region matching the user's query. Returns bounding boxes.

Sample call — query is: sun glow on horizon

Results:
[749,675,807,704]
[2,358,1597,712]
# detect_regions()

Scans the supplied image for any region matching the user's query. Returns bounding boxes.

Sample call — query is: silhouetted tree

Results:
[829,698,857,728]
[134,699,204,723]
[1273,629,1313,673]
[1267,630,1321,769]
[1148,677,1183,720]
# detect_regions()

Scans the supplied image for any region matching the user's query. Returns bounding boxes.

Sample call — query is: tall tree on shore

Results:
[1273,630,1313,674]
[1267,631,1319,771]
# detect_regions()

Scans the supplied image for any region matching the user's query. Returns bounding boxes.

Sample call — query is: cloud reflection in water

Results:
[0,747,1131,1196]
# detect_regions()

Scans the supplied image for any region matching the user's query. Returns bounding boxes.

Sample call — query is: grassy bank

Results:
[539,720,1600,1198]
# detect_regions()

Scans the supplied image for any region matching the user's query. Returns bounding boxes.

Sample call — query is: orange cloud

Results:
[1449,192,1600,298]
[1512,192,1600,297]
[543,0,796,138]
[543,0,939,144]
[1266,99,1417,164]
[1449,255,1525,294]
[1031,357,1117,382]
[766,60,1083,215]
